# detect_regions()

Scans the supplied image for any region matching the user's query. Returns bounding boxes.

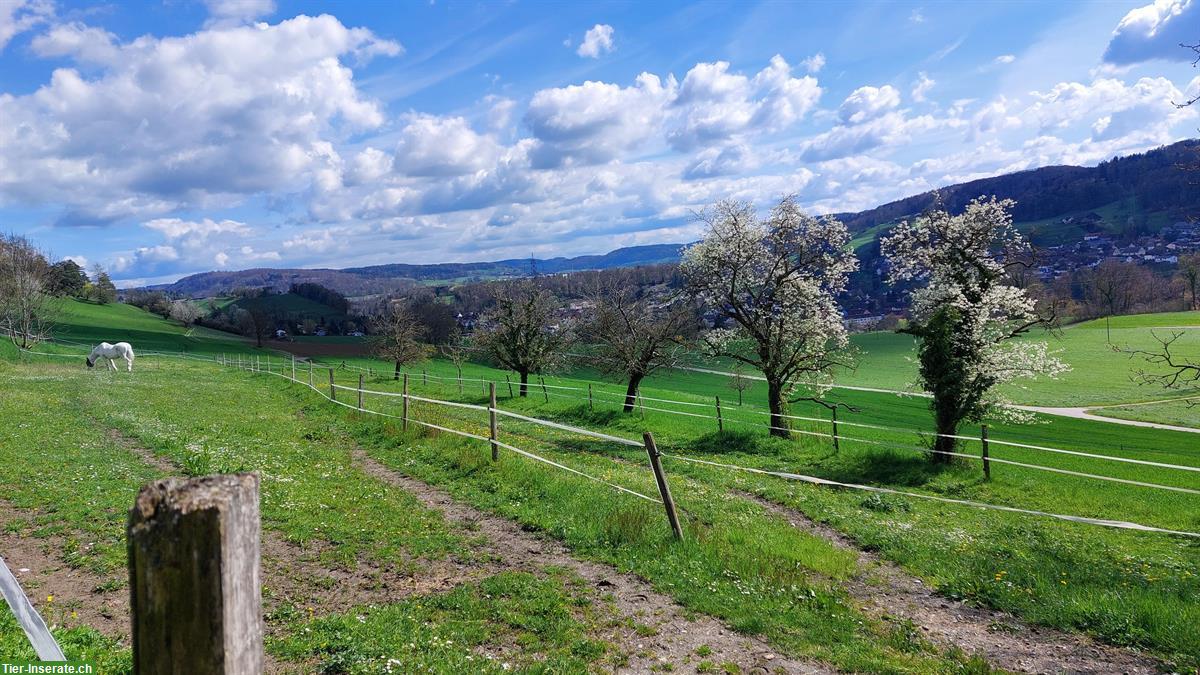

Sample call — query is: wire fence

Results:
[9,341,1200,539]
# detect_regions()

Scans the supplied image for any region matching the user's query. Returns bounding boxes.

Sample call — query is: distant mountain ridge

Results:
[147,140,1199,299]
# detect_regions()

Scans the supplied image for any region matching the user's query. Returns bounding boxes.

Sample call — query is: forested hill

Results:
[834,139,1199,236]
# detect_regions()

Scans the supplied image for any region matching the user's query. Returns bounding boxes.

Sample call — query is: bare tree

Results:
[238,307,272,348]
[728,363,754,406]
[169,299,201,326]
[1083,260,1140,342]
[440,334,471,394]
[373,305,432,379]
[0,234,56,349]
[476,280,569,397]
[680,197,858,438]
[584,285,696,412]
[1117,331,1199,405]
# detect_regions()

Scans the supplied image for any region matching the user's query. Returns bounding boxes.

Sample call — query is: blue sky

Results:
[1,0,1198,286]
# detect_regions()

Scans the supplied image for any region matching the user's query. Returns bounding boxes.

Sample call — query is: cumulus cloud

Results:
[525,73,674,167]
[838,85,901,124]
[1104,0,1199,65]
[994,54,1016,64]
[668,55,821,150]
[911,72,935,102]
[393,114,502,176]
[0,0,52,52]
[0,14,399,224]
[682,144,756,180]
[576,23,614,58]
[800,52,825,73]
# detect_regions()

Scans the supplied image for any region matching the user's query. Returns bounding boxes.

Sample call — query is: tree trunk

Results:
[766,378,790,439]
[931,412,958,463]
[519,370,529,397]
[394,360,401,380]
[623,374,644,413]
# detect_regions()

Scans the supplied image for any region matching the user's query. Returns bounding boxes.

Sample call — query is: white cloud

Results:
[0,14,400,225]
[800,52,825,73]
[392,114,502,176]
[63,254,88,268]
[838,85,901,124]
[994,54,1016,65]
[1104,0,1199,65]
[0,0,52,52]
[202,0,276,28]
[143,217,250,241]
[576,23,614,58]
[909,8,926,23]
[911,72,935,102]
[668,55,821,150]
[682,144,756,180]
[526,73,674,167]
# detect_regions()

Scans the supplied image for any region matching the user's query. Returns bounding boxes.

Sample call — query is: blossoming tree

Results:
[882,197,1068,462]
[680,197,858,438]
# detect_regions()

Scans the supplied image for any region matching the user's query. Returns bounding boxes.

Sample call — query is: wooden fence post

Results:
[715,396,723,433]
[291,355,295,381]
[402,373,410,432]
[642,433,683,540]
[981,424,990,479]
[489,383,499,461]
[831,407,840,452]
[357,374,364,410]
[127,473,264,674]
[588,383,594,412]
[329,369,336,402]
[506,374,514,398]
[255,355,259,372]
[422,370,427,387]
[540,377,549,403]
[307,361,313,387]
[637,389,645,420]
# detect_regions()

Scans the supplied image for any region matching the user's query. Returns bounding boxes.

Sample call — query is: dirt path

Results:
[738,491,1161,674]
[352,448,832,674]
[1013,405,1200,434]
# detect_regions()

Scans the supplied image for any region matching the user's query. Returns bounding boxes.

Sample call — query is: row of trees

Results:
[370,195,1069,461]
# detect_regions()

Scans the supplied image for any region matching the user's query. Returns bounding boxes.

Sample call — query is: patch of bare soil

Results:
[352,448,832,674]
[0,499,129,640]
[738,491,1161,674]
[105,428,178,475]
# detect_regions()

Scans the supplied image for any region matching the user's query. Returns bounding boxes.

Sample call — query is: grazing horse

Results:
[86,342,135,372]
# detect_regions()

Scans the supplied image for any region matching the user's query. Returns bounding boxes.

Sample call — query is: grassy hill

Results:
[3,301,1199,671]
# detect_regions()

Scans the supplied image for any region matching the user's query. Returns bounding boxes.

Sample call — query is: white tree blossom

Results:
[882,197,1068,459]
[681,196,857,437]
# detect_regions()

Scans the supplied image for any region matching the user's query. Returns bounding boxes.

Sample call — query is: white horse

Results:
[86,342,135,372]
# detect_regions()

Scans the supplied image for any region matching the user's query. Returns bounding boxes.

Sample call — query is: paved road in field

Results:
[678,366,1200,435]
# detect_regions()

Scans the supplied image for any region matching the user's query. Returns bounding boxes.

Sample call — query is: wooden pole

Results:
[329,369,336,402]
[540,377,549,403]
[715,396,723,433]
[981,424,990,479]
[489,383,498,461]
[422,369,427,387]
[357,373,364,410]
[307,361,313,387]
[637,388,645,420]
[831,407,840,452]
[506,374,514,398]
[402,373,409,432]
[127,473,264,674]
[642,433,683,540]
[588,383,594,412]
[291,355,295,381]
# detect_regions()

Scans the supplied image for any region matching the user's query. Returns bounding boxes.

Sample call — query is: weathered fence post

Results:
[489,383,499,461]
[505,374,514,398]
[715,396,723,433]
[255,355,259,372]
[540,377,549,403]
[329,369,336,402]
[307,361,313,387]
[637,389,645,420]
[642,432,683,540]
[831,407,840,452]
[127,473,264,674]
[402,373,410,432]
[422,370,427,387]
[357,374,364,411]
[588,383,594,412]
[291,355,296,381]
[981,424,990,479]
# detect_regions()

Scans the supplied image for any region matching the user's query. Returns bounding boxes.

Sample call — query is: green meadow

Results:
[2,299,1198,671]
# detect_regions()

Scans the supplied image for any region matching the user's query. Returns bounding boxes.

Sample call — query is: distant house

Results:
[274,329,288,340]
[349,331,365,337]
[314,328,327,337]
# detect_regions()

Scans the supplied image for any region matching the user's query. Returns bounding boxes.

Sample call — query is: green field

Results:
[3,300,1199,672]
